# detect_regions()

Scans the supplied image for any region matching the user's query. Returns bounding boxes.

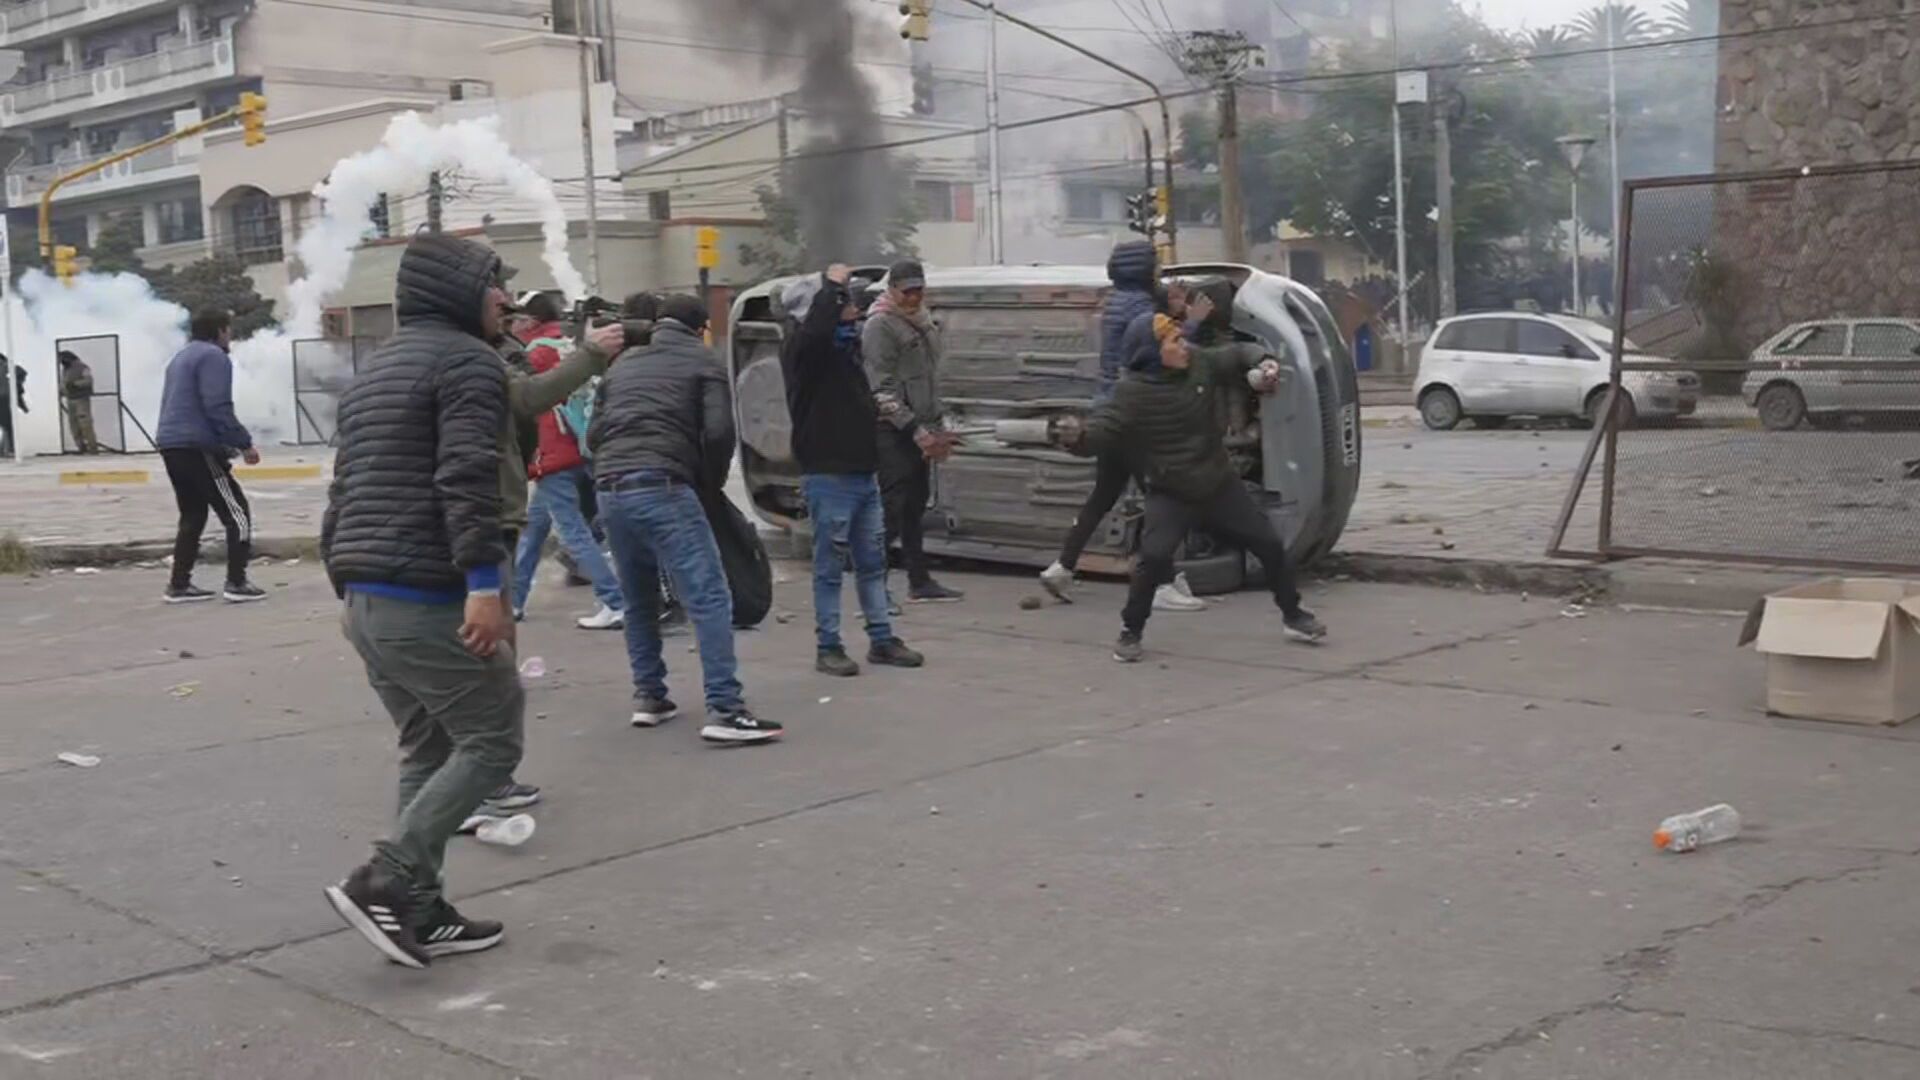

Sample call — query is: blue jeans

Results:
[600,473,743,713]
[514,465,623,613]
[803,473,894,650]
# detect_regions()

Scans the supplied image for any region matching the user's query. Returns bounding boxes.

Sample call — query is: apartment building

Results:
[0,0,550,269]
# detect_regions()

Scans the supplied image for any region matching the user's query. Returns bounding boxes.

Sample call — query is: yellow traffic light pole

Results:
[39,93,266,281]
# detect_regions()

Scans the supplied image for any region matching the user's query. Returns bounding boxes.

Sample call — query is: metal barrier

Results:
[56,334,150,454]
[291,337,374,446]
[1550,161,1920,572]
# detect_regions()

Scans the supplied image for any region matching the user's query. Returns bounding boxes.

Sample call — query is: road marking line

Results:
[57,469,148,485]
[233,464,323,481]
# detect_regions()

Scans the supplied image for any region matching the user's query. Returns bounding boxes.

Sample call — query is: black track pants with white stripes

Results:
[161,448,253,589]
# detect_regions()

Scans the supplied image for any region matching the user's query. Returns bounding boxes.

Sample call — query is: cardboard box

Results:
[1739,578,1920,726]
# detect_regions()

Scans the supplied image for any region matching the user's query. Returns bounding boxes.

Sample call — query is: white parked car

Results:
[1741,319,1920,431]
[1415,312,1699,430]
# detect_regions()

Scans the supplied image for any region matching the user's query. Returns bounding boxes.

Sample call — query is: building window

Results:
[226,188,282,265]
[648,190,671,221]
[916,180,954,222]
[1065,183,1106,221]
[1287,249,1325,287]
[156,197,203,244]
[550,0,579,33]
[367,194,390,239]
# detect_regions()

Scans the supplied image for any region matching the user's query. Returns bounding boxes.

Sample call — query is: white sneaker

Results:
[576,604,625,630]
[1171,572,1202,601]
[1153,584,1207,612]
[1039,560,1075,602]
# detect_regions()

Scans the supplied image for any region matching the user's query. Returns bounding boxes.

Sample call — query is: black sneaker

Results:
[1113,631,1144,663]
[223,580,267,604]
[908,580,965,603]
[1282,608,1328,644]
[630,694,679,728]
[416,900,504,959]
[164,584,215,604]
[482,780,541,812]
[323,864,429,969]
[701,707,784,745]
[816,647,860,677]
[867,639,925,668]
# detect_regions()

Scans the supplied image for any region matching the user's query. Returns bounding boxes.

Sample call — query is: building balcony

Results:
[0,0,182,49]
[0,32,233,127]
[5,136,198,207]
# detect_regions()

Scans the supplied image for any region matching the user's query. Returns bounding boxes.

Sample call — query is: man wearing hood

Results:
[1051,311,1328,663]
[321,233,520,969]
[781,264,926,678]
[863,258,964,604]
[589,294,780,745]
[1038,242,1205,613]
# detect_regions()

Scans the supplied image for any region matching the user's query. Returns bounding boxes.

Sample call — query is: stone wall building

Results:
[1706,0,1920,352]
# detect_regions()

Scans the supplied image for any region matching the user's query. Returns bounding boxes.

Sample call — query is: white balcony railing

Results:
[0,33,233,125]
[0,0,180,48]
[4,137,199,206]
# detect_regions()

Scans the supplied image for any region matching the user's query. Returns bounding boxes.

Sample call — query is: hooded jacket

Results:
[782,274,880,475]
[861,293,942,436]
[1096,240,1159,401]
[322,234,508,598]
[587,319,734,490]
[155,339,254,452]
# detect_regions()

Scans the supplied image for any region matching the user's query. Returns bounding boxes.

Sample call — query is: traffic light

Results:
[51,244,77,284]
[238,91,267,147]
[1125,191,1154,237]
[910,62,935,116]
[695,225,720,270]
[899,0,930,41]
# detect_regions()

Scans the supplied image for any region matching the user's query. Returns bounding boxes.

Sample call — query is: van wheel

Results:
[1420,388,1462,430]
[1756,384,1807,431]
[1584,388,1636,431]
[1176,549,1245,596]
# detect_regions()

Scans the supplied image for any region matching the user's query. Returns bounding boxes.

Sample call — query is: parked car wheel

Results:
[1472,415,1509,430]
[1583,388,1636,431]
[1420,387,1463,431]
[1176,548,1246,596]
[1755,383,1807,432]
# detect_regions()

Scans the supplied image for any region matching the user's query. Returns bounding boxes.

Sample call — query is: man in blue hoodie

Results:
[155,309,263,604]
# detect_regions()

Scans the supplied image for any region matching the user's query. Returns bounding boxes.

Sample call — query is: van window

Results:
[1435,319,1510,353]
[1777,323,1845,356]
[1849,323,1920,358]
[1516,320,1595,360]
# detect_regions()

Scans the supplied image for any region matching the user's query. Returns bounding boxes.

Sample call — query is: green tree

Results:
[147,255,277,339]
[88,213,148,276]
[1570,3,1656,44]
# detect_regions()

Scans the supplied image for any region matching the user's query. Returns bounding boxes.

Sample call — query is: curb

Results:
[1315,551,1609,599]
[27,536,323,570]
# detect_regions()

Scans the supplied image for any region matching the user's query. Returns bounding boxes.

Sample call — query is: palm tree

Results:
[1657,0,1718,39]
[1521,26,1577,55]
[1569,3,1656,45]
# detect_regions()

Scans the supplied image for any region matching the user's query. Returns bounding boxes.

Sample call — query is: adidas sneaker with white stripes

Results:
[324,865,429,969]
[417,901,505,958]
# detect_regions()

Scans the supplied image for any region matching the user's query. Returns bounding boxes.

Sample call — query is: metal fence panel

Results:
[291,337,372,446]
[56,334,132,453]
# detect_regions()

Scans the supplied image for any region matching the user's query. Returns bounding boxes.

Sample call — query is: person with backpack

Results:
[510,292,627,630]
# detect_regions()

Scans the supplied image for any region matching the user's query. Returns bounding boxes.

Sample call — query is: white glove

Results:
[1247,359,1282,394]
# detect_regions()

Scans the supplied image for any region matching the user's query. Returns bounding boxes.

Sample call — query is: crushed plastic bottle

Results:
[518,656,546,679]
[473,813,537,848]
[1654,804,1741,852]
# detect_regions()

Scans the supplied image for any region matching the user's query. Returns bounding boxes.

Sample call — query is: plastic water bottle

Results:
[518,656,546,679]
[474,813,537,848]
[1654,804,1741,852]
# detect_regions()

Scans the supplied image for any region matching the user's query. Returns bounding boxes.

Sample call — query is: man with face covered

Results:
[321,233,523,969]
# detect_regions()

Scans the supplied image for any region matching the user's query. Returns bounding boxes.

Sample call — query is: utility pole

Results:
[1177,30,1263,265]
[1432,78,1456,319]
[984,2,1004,263]
[1388,2,1411,350]
[573,0,600,296]
[426,171,444,234]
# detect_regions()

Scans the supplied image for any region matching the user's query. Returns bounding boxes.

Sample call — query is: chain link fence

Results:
[1553,161,1920,572]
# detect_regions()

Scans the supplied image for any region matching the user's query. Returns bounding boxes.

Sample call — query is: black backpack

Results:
[697,483,773,629]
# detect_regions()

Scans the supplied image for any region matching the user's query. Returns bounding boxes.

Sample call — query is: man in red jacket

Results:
[510,293,627,629]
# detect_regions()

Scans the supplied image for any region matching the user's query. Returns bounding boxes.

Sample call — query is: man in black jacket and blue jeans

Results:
[320,234,520,969]
[781,264,925,678]
[154,309,264,604]
[589,294,780,745]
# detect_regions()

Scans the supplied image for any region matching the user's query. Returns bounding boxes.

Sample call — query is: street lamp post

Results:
[1556,134,1596,316]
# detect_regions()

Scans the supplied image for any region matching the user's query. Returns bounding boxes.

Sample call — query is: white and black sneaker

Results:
[323,864,428,969]
[701,707,784,745]
[1282,608,1328,644]
[482,780,542,812]
[223,580,268,604]
[416,900,504,959]
[1039,561,1075,603]
[164,584,216,604]
[630,694,679,728]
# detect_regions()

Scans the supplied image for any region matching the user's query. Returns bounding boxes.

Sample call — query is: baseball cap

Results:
[887,258,926,291]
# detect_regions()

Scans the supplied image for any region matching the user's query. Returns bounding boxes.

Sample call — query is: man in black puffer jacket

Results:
[589,294,781,746]
[320,233,519,970]
[1053,312,1329,664]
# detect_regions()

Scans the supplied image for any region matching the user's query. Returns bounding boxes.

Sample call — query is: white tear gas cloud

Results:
[9,112,584,457]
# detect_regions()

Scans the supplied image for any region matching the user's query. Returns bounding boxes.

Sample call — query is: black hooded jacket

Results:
[782,274,879,475]
[1098,240,1159,400]
[322,234,507,596]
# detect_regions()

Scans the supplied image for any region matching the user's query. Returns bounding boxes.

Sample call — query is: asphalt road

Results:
[7,562,1920,1077]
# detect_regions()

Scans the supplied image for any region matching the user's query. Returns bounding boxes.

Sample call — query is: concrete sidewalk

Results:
[4,565,1919,1077]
